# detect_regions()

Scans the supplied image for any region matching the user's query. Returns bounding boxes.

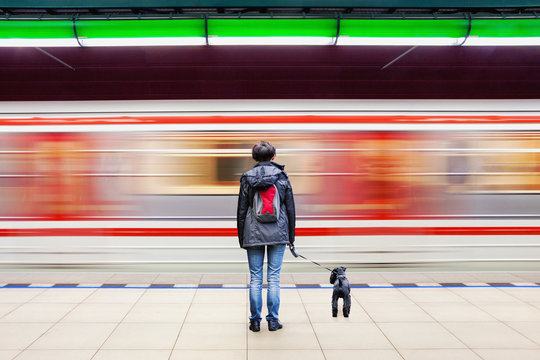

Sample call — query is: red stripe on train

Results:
[2,115,540,125]
[1,227,540,237]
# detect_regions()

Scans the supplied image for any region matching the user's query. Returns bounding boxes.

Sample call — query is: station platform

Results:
[0,271,538,360]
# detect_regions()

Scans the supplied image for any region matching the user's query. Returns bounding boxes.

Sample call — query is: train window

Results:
[216,143,252,183]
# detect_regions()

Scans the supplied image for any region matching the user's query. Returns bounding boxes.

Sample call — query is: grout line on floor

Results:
[300,289,327,360]
[438,286,540,351]
[167,287,197,360]
[89,286,147,359]
[3,287,52,360]
[350,290,406,360]
[13,285,98,359]
[396,286,471,351]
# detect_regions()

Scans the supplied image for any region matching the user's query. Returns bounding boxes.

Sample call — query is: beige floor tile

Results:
[170,350,245,360]
[83,289,144,304]
[352,289,414,304]
[381,273,434,283]
[201,274,247,285]
[426,273,479,283]
[398,288,468,303]
[61,303,132,323]
[417,302,496,322]
[0,303,76,323]
[345,273,388,283]
[102,323,181,350]
[298,289,334,304]
[304,303,371,323]
[193,290,246,304]
[443,322,539,349]
[278,274,295,284]
[124,303,189,323]
[0,274,27,282]
[377,322,465,349]
[469,273,524,283]
[313,323,393,350]
[13,350,95,360]
[292,273,329,284]
[0,323,52,350]
[30,289,95,303]
[279,289,302,303]
[324,349,403,360]
[480,303,540,321]
[29,323,116,349]
[448,288,522,304]
[506,322,540,344]
[93,350,171,360]
[105,274,159,284]
[249,349,325,360]
[175,324,246,350]
[0,304,21,318]
[362,302,434,322]
[138,289,196,304]
[513,273,540,283]
[248,323,319,350]
[276,303,310,323]
[153,274,202,285]
[185,303,244,323]
[473,349,540,360]
[0,350,19,360]
[499,288,540,303]
[400,349,482,360]
[0,290,44,303]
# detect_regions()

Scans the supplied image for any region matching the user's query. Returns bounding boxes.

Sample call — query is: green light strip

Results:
[340,19,469,38]
[0,18,540,44]
[471,19,540,37]
[0,20,73,39]
[208,19,336,37]
[77,19,205,38]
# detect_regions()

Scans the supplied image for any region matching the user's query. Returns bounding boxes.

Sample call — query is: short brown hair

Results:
[252,141,276,162]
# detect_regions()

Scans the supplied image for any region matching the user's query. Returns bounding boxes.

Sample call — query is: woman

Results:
[237,141,296,332]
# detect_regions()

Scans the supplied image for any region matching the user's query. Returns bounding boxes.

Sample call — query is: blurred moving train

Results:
[1,100,540,271]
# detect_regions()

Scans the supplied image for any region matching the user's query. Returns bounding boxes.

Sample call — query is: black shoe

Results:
[249,320,260,332]
[268,320,283,331]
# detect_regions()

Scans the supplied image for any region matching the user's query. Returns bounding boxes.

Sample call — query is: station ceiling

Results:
[1,1,540,18]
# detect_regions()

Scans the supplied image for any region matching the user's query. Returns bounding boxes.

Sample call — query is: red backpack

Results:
[252,185,280,223]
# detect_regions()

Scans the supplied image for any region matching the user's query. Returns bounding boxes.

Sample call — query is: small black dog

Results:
[330,266,351,317]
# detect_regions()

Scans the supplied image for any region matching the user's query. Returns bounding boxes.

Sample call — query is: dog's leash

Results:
[289,245,333,272]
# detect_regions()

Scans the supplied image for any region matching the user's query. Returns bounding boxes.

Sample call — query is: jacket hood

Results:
[244,161,284,189]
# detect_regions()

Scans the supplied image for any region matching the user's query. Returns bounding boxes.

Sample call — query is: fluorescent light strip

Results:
[208,36,335,46]
[78,37,207,46]
[463,36,540,46]
[338,36,464,46]
[0,38,79,47]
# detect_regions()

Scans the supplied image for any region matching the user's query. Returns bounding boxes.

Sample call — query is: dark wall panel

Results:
[1,46,540,100]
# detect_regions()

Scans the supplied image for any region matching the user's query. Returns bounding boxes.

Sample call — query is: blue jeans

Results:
[246,245,286,322]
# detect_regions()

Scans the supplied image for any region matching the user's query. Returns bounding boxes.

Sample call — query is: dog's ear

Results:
[342,267,347,272]
[330,271,336,284]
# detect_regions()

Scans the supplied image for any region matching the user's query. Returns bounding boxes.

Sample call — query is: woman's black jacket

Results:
[237,161,296,248]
